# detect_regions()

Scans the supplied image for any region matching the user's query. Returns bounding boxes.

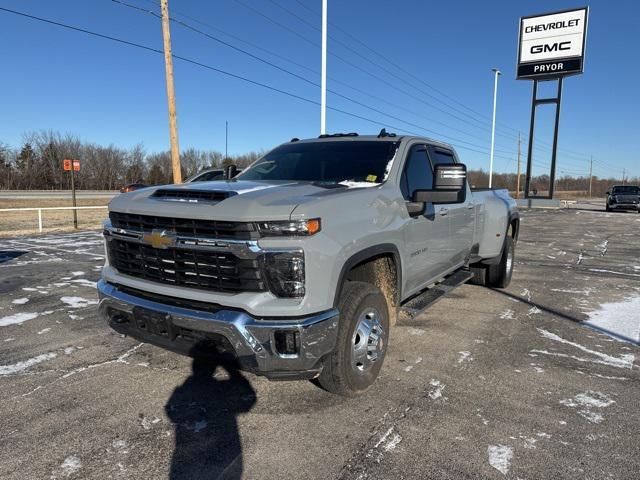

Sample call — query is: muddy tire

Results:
[487,235,515,288]
[317,281,389,396]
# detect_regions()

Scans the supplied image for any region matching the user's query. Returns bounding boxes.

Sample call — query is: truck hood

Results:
[108,180,372,221]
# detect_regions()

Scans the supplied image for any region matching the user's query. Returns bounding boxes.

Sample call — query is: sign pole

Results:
[320,0,327,135]
[70,162,78,229]
[524,80,537,198]
[489,68,501,188]
[548,77,563,199]
[516,132,521,199]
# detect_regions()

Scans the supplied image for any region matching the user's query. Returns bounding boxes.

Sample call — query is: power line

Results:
[0,5,516,163]
[111,0,521,156]
[230,0,522,141]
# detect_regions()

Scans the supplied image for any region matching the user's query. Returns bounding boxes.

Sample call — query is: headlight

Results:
[257,219,321,237]
[262,251,305,298]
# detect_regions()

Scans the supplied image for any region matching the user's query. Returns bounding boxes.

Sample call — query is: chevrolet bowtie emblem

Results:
[142,229,177,249]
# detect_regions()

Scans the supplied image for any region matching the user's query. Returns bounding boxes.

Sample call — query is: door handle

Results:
[439,208,449,216]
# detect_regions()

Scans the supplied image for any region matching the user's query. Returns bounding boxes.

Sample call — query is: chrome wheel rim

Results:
[351,307,385,374]
[506,243,514,274]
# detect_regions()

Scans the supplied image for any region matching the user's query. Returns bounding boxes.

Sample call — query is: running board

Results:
[397,269,474,325]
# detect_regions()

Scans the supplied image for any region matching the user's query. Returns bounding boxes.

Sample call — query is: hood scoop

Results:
[151,188,237,203]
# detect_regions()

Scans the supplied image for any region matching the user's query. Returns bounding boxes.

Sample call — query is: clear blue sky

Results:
[0,0,638,178]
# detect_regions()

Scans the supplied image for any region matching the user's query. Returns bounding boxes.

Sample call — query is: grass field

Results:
[0,198,109,237]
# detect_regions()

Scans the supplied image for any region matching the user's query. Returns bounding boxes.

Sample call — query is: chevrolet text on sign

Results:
[517,7,588,80]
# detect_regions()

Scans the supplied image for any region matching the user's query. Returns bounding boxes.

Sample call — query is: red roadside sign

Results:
[63,159,80,171]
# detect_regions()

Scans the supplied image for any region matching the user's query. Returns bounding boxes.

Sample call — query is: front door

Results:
[429,146,475,268]
[400,144,451,296]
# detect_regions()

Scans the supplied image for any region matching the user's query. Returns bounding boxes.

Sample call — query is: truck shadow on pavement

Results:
[165,345,257,480]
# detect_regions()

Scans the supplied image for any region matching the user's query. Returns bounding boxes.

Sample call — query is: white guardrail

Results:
[0,206,108,232]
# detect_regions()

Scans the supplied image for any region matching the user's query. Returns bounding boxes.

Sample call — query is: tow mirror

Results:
[224,164,238,180]
[412,164,467,205]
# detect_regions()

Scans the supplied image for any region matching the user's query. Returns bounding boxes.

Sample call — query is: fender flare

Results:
[332,243,403,307]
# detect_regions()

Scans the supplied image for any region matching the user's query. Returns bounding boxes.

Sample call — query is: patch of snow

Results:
[70,278,97,288]
[4,338,15,342]
[60,455,82,476]
[64,347,76,355]
[22,287,37,292]
[0,312,39,327]
[375,426,402,452]
[584,295,640,343]
[37,328,51,335]
[71,271,85,276]
[457,351,473,364]
[589,268,640,278]
[560,391,615,424]
[428,379,445,400]
[579,411,604,423]
[535,328,634,369]
[60,296,98,308]
[140,415,161,430]
[407,327,425,336]
[488,445,513,475]
[112,439,128,450]
[403,365,414,372]
[0,352,57,375]
[12,297,29,305]
[338,180,380,188]
[499,309,514,320]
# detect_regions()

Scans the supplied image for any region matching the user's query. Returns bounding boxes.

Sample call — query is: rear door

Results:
[400,144,451,295]
[428,146,475,268]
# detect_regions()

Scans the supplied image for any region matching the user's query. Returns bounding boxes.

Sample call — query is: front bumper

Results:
[609,203,639,210]
[97,280,339,380]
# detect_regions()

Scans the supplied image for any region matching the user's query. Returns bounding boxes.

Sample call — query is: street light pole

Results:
[320,0,327,135]
[489,68,501,188]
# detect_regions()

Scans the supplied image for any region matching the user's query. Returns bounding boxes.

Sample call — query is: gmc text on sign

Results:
[517,7,588,80]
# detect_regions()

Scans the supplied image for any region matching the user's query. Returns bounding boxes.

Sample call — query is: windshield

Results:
[612,186,639,194]
[237,141,398,184]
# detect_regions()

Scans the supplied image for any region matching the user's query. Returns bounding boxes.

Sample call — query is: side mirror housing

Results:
[606,191,610,195]
[412,164,467,205]
[224,164,238,179]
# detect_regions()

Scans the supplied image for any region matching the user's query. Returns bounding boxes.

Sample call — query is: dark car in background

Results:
[606,185,640,212]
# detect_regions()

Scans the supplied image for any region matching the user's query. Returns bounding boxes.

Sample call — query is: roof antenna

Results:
[377,128,387,138]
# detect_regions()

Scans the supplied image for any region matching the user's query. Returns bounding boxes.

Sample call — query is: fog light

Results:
[274,330,299,355]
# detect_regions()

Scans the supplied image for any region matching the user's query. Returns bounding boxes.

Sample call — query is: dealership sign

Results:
[517,7,588,80]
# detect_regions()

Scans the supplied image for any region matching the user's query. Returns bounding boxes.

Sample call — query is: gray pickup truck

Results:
[98,132,519,395]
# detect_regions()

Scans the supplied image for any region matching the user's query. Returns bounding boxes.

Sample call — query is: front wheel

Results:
[316,281,389,396]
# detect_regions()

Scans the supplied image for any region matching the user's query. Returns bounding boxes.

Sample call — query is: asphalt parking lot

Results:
[1,205,638,479]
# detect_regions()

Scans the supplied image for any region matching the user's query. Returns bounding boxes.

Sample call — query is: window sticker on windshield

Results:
[366,174,377,182]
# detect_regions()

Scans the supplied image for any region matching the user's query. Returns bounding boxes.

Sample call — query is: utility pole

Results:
[320,0,327,135]
[589,155,593,198]
[516,132,521,199]
[225,121,228,159]
[622,168,626,185]
[160,0,182,183]
[489,68,501,188]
